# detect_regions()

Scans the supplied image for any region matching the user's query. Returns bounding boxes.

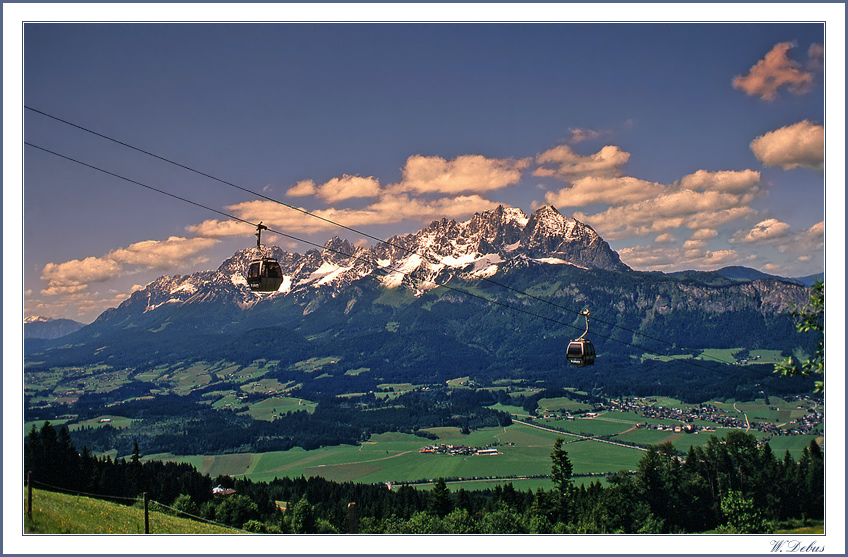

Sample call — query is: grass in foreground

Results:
[24,488,239,535]
[772,521,825,535]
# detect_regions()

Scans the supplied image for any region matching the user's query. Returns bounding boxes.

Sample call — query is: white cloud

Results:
[41,257,123,295]
[534,145,629,181]
[575,187,759,240]
[781,221,824,254]
[288,153,528,204]
[190,193,503,239]
[286,180,317,197]
[544,175,664,208]
[110,237,219,269]
[288,175,382,203]
[188,219,256,238]
[750,120,824,172]
[675,169,761,193]
[730,219,823,257]
[682,228,718,249]
[540,162,762,241]
[393,154,528,195]
[733,42,821,101]
[618,243,740,272]
[732,218,792,244]
[40,236,220,296]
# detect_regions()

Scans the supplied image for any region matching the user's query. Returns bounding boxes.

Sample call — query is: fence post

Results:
[26,471,32,520]
[347,502,358,534]
[143,492,149,534]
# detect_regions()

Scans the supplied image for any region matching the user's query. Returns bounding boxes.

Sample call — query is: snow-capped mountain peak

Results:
[99,206,629,323]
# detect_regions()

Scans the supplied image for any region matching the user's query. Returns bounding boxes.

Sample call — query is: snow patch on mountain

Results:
[171,282,198,295]
[533,257,581,267]
[439,252,478,267]
[280,276,293,293]
[381,254,424,288]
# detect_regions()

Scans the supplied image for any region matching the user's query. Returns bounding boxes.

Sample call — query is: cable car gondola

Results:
[247,223,284,292]
[567,309,595,367]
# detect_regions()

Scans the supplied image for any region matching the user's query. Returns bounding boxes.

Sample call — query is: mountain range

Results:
[94,205,627,326]
[24,316,85,339]
[25,205,818,398]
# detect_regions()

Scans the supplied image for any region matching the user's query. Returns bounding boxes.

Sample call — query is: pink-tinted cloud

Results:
[733,42,822,101]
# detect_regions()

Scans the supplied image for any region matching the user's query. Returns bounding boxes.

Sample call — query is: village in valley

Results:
[528,395,823,440]
[419,444,505,456]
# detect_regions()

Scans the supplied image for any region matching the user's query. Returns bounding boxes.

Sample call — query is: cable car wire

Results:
[24,140,814,390]
[25,105,766,368]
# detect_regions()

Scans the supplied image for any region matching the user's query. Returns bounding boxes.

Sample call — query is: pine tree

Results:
[550,437,574,523]
[427,478,453,518]
[550,438,573,495]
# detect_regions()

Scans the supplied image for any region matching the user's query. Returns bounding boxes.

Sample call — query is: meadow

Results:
[24,488,238,534]
[140,392,821,491]
[154,422,639,486]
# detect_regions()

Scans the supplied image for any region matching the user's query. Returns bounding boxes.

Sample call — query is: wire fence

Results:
[24,474,246,534]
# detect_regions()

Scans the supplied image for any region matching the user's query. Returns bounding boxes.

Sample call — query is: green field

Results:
[70,415,136,430]
[643,348,787,366]
[446,376,474,388]
[241,396,317,420]
[537,397,593,414]
[489,403,527,416]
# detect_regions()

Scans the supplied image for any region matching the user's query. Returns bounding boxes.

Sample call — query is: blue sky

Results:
[17,10,836,324]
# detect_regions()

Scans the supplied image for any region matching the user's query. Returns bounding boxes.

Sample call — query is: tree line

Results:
[25,421,822,534]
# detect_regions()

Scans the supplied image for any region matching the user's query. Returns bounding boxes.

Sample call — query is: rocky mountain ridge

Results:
[95,205,629,323]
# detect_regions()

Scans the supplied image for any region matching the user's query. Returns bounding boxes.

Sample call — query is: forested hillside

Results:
[25,421,823,534]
